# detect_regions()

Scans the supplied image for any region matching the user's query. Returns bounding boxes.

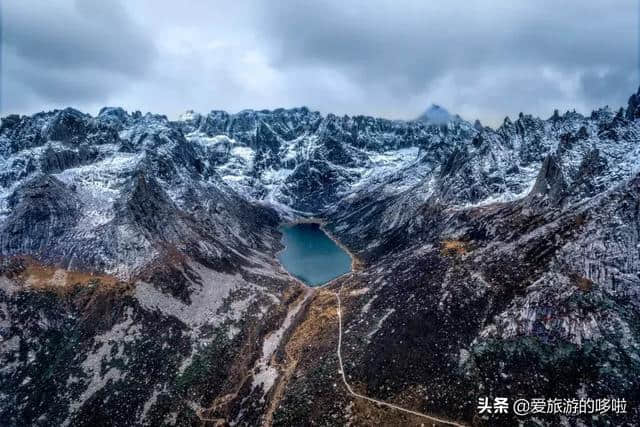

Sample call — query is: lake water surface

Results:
[278,223,352,286]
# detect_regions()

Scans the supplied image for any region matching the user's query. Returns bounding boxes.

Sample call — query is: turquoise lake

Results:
[277,223,352,286]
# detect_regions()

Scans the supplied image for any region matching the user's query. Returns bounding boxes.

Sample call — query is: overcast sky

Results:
[1,1,638,126]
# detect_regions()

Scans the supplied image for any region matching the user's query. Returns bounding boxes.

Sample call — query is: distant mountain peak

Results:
[416,104,453,125]
[179,110,199,121]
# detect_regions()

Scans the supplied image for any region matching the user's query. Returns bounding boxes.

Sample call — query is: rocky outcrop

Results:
[1,175,80,258]
[526,154,566,205]
[626,86,640,120]
[40,145,100,174]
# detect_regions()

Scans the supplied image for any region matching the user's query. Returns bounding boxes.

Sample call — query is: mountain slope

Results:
[1,88,640,425]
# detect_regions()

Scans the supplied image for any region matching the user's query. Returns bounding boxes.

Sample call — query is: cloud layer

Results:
[2,1,155,114]
[1,0,637,125]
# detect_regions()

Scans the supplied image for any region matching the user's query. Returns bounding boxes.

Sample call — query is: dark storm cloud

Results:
[2,0,155,113]
[1,0,637,125]
[254,0,638,122]
[580,69,637,108]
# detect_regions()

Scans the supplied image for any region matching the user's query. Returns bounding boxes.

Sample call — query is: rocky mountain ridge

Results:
[1,87,640,425]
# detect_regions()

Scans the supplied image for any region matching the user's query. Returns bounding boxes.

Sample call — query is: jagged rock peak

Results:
[526,154,566,205]
[417,104,453,125]
[626,85,640,120]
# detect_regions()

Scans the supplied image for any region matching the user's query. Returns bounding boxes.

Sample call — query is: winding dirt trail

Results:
[333,285,469,427]
[196,235,469,427]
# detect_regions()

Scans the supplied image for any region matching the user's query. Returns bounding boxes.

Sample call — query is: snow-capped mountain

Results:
[1,87,640,426]
[416,104,454,125]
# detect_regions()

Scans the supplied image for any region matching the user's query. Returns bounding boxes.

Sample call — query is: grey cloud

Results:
[580,68,637,107]
[255,0,638,120]
[259,1,635,75]
[1,0,637,125]
[2,0,155,114]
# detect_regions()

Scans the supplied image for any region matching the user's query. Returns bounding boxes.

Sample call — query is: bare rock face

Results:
[1,88,640,426]
[626,87,640,120]
[572,148,608,197]
[526,154,566,205]
[120,172,182,237]
[1,175,80,257]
